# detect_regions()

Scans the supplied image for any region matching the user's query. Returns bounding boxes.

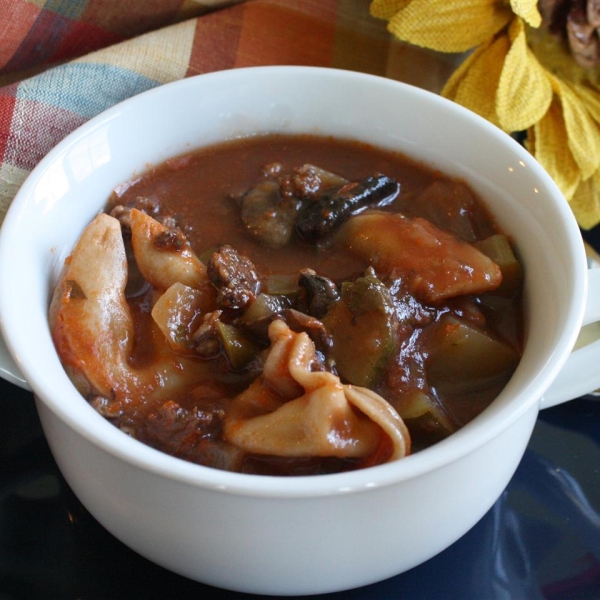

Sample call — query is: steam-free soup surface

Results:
[50,134,523,475]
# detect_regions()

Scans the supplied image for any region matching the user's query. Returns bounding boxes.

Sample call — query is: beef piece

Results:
[207,245,261,310]
[279,164,348,201]
[139,400,244,469]
[110,196,177,232]
[261,162,283,178]
[192,310,224,358]
[153,227,187,251]
[144,400,224,444]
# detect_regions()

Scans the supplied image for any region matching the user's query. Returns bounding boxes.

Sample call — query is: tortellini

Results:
[224,320,410,462]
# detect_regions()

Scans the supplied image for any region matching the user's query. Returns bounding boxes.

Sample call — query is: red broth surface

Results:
[51,134,523,475]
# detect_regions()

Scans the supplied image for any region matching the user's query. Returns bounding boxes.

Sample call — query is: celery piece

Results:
[475,234,523,297]
[425,315,520,397]
[264,274,300,297]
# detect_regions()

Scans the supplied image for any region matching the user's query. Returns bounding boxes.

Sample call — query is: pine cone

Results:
[539,0,600,68]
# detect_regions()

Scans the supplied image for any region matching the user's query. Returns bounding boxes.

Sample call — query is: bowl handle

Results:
[0,333,30,391]
[541,267,600,409]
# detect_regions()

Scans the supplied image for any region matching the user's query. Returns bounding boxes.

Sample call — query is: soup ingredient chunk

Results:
[241,180,300,248]
[295,174,399,242]
[323,270,399,387]
[206,245,261,310]
[424,315,520,398]
[49,214,135,399]
[298,268,340,318]
[339,211,502,303]
[475,234,523,297]
[130,208,211,292]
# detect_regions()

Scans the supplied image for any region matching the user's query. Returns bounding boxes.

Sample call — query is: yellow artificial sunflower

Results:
[371,0,600,229]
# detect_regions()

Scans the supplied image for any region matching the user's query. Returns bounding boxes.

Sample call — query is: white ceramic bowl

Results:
[1,67,600,596]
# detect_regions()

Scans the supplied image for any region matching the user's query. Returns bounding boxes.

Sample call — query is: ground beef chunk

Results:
[153,227,187,251]
[207,245,261,310]
[261,162,283,178]
[279,165,322,200]
[139,399,244,469]
[192,310,224,358]
[109,196,177,232]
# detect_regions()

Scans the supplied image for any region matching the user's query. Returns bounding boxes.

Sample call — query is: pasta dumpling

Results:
[224,320,410,463]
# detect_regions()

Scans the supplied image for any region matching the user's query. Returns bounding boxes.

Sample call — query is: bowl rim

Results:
[0,65,587,498]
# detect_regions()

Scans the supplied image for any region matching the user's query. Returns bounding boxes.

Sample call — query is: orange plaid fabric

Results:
[0,0,455,225]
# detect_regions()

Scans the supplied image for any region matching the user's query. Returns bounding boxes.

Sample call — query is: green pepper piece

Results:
[425,315,520,398]
[238,293,291,325]
[217,322,260,370]
[324,272,398,387]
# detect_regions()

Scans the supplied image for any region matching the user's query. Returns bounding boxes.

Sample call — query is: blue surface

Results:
[1,378,599,599]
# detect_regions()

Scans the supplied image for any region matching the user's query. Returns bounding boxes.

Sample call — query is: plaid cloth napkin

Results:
[0,0,456,227]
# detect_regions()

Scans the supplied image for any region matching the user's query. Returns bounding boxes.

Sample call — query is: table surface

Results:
[1,381,600,600]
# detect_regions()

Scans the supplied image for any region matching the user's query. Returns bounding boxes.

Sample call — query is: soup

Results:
[49,135,523,475]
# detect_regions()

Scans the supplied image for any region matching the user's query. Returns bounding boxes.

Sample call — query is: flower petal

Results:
[384,0,512,52]
[509,0,541,28]
[570,170,600,229]
[528,98,581,201]
[370,0,412,20]
[442,40,491,99]
[496,19,553,131]
[443,34,510,127]
[572,83,600,125]
[553,77,600,179]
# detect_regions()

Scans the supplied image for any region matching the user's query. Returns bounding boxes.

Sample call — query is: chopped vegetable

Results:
[296,175,399,242]
[240,180,300,248]
[265,273,300,297]
[239,293,291,324]
[475,234,523,297]
[395,390,456,449]
[151,282,208,355]
[217,322,261,370]
[236,293,292,338]
[425,315,520,398]
[323,272,398,387]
